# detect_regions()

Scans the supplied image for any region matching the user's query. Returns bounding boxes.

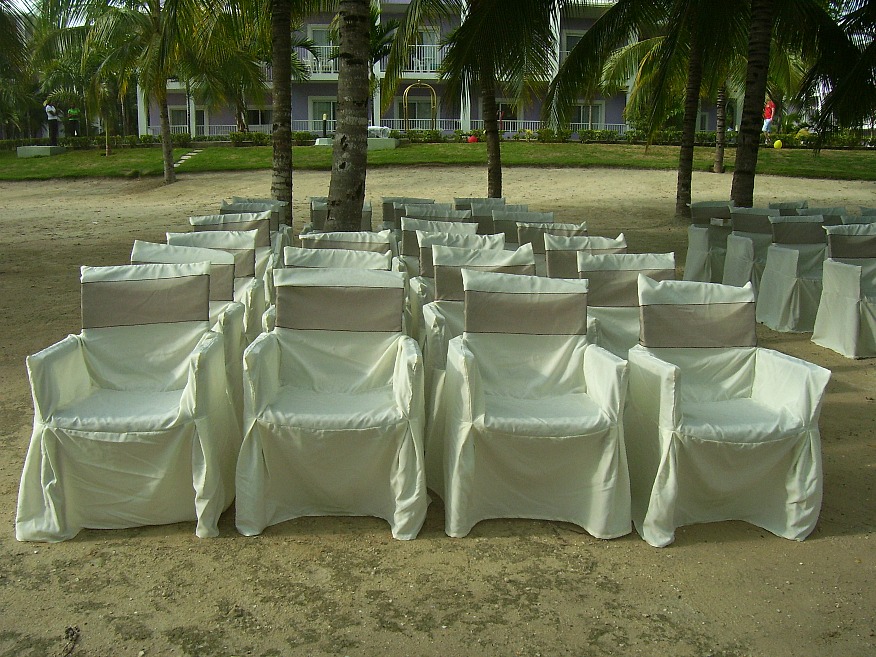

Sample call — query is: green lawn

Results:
[1,142,875,181]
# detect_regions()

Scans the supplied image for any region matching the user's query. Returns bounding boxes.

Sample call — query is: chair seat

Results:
[262,385,402,430]
[680,398,804,443]
[53,388,186,432]
[483,393,610,437]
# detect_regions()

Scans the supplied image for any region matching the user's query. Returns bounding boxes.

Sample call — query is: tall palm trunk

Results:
[481,72,502,198]
[327,0,370,231]
[731,0,776,207]
[157,89,175,184]
[713,84,727,174]
[675,18,703,219]
[271,0,293,204]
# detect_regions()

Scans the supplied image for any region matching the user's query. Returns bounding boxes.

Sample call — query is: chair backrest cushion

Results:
[81,262,210,329]
[299,229,393,254]
[578,252,676,307]
[432,243,536,301]
[730,207,781,234]
[769,215,837,245]
[637,276,757,348]
[273,268,405,332]
[517,221,589,254]
[462,269,588,335]
[544,233,628,278]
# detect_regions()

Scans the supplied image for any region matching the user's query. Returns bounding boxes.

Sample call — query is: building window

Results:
[571,103,604,129]
[312,99,337,121]
[496,102,518,122]
[170,107,188,128]
[309,26,337,73]
[247,108,273,126]
[563,31,587,61]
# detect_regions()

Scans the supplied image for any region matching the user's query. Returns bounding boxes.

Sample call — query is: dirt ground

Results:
[0,165,874,657]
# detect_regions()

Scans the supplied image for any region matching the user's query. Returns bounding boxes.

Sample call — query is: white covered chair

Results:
[470,201,528,234]
[545,233,628,279]
[16,263,239,542]
[626,276,830,547]
[407,231,505,343]
[131,240,246,421]
[812,223,876,358]
[167,229,266,344]
[220,200,282,232]
[299,229,395,255]
[756,215,839,332]
[683,200,732,283]
[578,252,676,358]
[517,221,589,276]
[721,207,780,292]
[230,196,290,226]
[235,268,428,540]
[492,210,554,244]
[399,216,478,276]
[381,197,434,229]
[394,202,454,227]
[442,270,630,539]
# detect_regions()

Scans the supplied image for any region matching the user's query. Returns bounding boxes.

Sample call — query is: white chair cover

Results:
[812,223,876,357]
[682,222,731,283]
[518,221,589,275]
[395,202,454,227]
[577,252,676,358]
[399,216,478,269]
[421,245,537,496]
[300,229,395,256]
[220,200,280,232]
[231,196,290,226]
[626,276,830,547]
[381,197,434,229]
[469,201,528,234]
[442,270,630,538]
[756,215,836,332]
[235,268,427,540]
[167,230,266,344]
[545,233,628,278]
[131,241,246,421]
[492,210,554,244]
[16,263,239,541]
[721,207,780,291]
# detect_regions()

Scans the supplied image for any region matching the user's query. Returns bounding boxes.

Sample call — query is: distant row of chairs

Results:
[683,201,876,357]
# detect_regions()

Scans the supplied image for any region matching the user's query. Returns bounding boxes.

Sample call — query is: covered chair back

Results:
[309,199,372,231]
[300,229,394,254]
[492,210,554,243]
[131,240,235,303]
[284,245,392,270]
[722,208,781,289]
[637,276,757,350]
[517,221,589,254]
[167,229,258,279]
[417,232,505,278]
[690,200,734,222]
[220,200,280,232]
[544,233,628,278]
[798,206,847,224]
[381,196,433,227]
[400,217,478,257]
[432,243,536,301]
[470,201,527,234]
[403,205,471,221]
[394,202,452,226]
[231,196,289,225]
[454,197,505,211]
[190,212,271,248]
[769,200,808,215]
[825,223,876,262]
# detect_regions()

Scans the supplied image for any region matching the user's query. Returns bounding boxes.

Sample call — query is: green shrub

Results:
[139,134,159,146]
[171,132,192,147]
[536,127,558,142]
[59,136,94,149]
[624,129,645,144]
[292,131,315,145]
[595,129,619,143]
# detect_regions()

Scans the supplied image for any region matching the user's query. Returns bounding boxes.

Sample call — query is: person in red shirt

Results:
[762,98,776,142]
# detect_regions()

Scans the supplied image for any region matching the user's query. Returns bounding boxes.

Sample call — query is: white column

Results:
[188,93,197,135]
[459,0,470,131]
[550,6,561,78]
[136,84,148,136]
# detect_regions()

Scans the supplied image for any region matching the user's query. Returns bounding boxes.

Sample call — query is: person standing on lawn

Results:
[44,100,60,146]
[762,97,776,143]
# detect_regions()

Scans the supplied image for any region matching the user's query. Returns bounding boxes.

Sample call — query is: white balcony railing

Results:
[382,118,461,132]
[400,44,444,74]
[301,45,339,74]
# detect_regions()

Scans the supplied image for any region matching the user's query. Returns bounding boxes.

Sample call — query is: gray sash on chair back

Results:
[432,244,536,302]
[690,201,734,222]
[798,207,846,225]
[768,200,808,215]
[454,197,505,211]
[730,208,779,234]
[130,240,235,302]
[274,269,404,332]
[581,270,675,307]
[417,232,505,278]
[461,269,588,335]
[492,211,554,243]
[400,217,477,257]
[190,212,271,248]
[166,230,257,279]
[637,276,757,348]
[300,231,392,254]
[81,263,210,329]
[517,222,588,254]
[770,216,833,245]
[382,197,434,225]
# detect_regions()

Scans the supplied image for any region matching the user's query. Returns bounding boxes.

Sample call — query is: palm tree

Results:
[325,0,371,230]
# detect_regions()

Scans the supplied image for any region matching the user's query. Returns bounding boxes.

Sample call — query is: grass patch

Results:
[1,142,874,181]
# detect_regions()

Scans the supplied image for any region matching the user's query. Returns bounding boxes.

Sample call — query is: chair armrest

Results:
[583,344,629,422]
[444,337,483,423]
[627,346,680,429]
[262,306,277,333]
[242,333,280,419]
[823,259,862,297]
[393,335,423,417]
[752,348,831,425]
[26,334,91,421]
[185,330,228,414]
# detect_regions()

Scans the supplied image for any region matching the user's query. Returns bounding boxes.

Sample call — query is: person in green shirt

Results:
[67,106,81,137]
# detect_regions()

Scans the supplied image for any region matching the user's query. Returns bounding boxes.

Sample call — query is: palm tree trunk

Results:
[713,84,727,174]
[675,19,703,219]
[157,89,176,184]
[731,0,776,207]
[327,0,370,231]
[481,74,502,198]
[271,0,293,204]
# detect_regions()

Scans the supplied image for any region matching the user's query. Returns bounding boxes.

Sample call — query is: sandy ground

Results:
[0,165,874,657]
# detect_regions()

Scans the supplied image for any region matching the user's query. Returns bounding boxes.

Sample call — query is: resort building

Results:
[136,1,724,139]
